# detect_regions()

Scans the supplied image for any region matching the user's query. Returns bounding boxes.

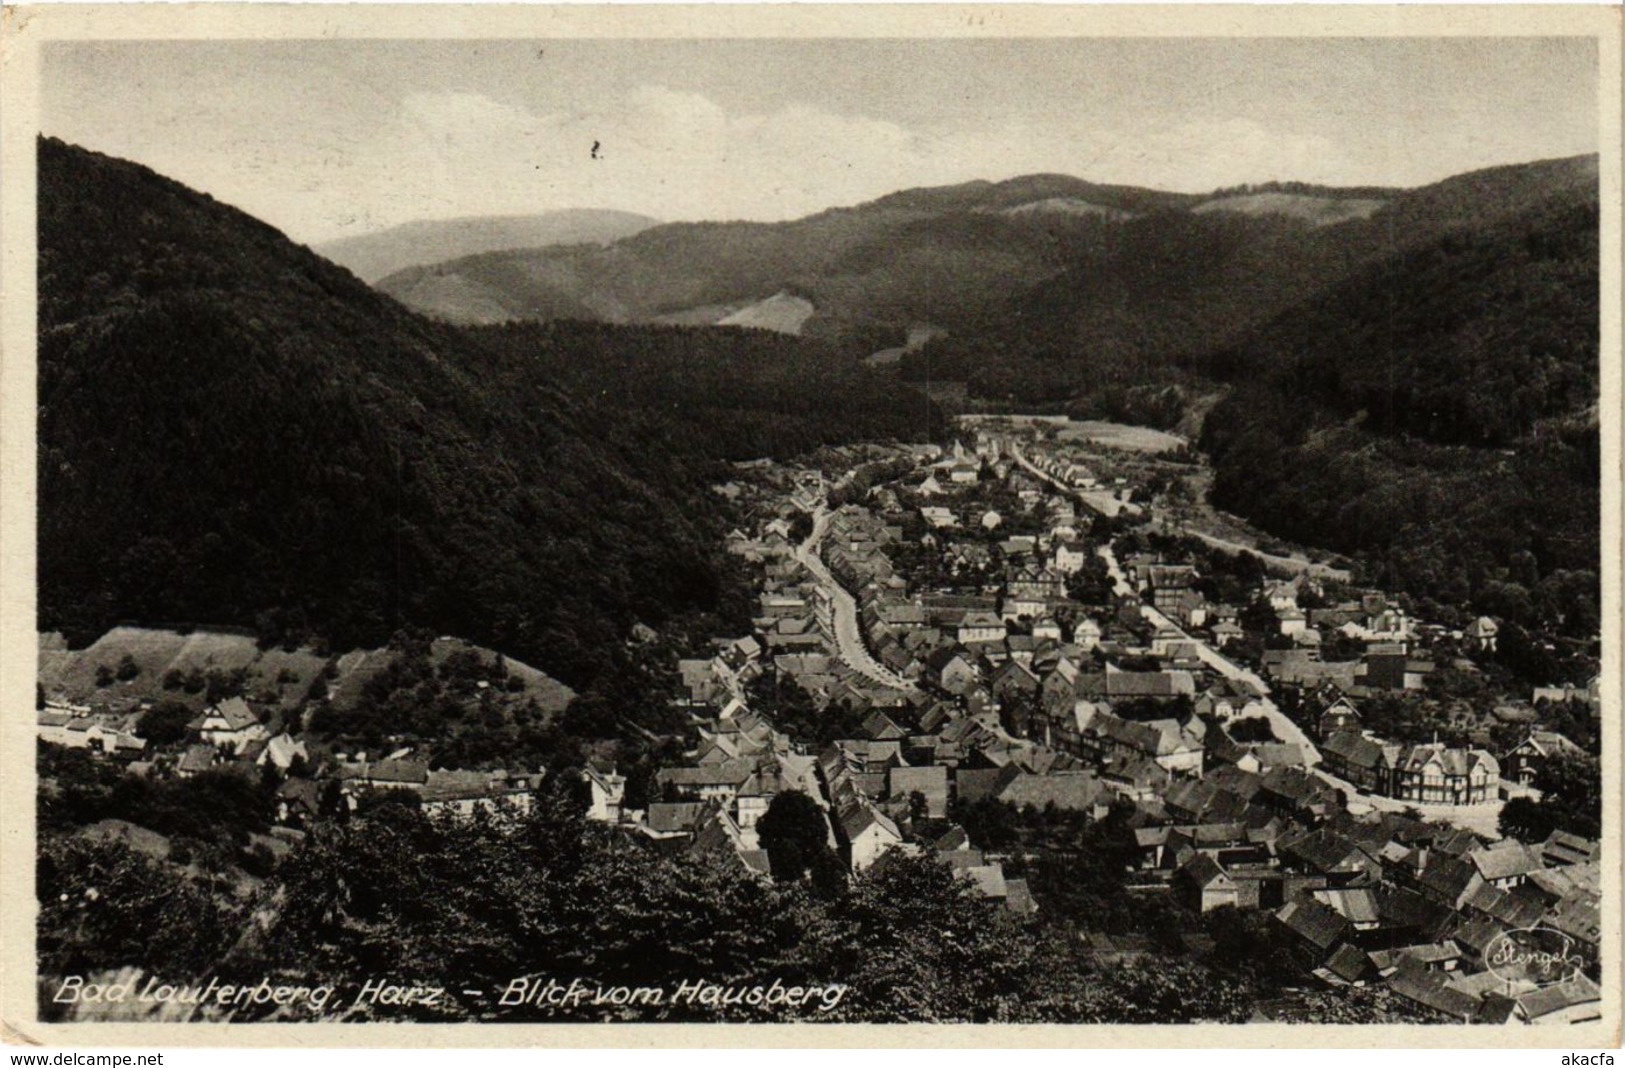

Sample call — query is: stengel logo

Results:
[1484,925,1585,986]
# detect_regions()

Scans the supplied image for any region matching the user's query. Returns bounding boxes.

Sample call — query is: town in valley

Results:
[38,415,1602,1025]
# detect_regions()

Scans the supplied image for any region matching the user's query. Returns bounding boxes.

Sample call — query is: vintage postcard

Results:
[0,3,1619,1049]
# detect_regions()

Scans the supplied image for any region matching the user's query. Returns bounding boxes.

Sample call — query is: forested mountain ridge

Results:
[1198,162,1599,637]
[373,173,1299,335]
[37,139,773,686]
[897,154,1599,404]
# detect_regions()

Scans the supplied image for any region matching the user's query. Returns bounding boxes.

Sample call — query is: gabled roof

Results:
[1178,852,1234,890]
[1103,667,1196,697]
[656,760,755,788]
[1539,829,1600,868]
[1322,730,1389,769]
[1323,943,1372,984]
[839,799,901,842]
[1417,855,1479,902]
[996,771,1104,812]
[1313,887,1380,925]
[367,758,429,785]
[1276,898,1349,951]
[1375,884,1451,934]
[196,696,258,732]
[1515,974,1600,1022]
[1468,841,1545,883]
[647,802,705,833]
[889,764,949,796]
[1387,961,1481,1020]
[1542,893,1602,945]
[177,744,216,773]
[1283,828,1368,875]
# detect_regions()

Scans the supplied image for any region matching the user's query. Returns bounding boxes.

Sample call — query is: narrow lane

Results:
[793,506,918,692]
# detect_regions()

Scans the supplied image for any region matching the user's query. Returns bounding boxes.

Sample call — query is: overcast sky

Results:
[43,37,1599,246]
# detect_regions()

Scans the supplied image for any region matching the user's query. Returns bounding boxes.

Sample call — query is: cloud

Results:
[1087,117,1349,191]
[245,88,1362,241]
[321,86,951,235]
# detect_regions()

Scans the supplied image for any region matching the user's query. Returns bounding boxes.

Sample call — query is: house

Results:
[1177,853,1240,913]
[1390,743,1498,804]
[1321,731,1394,794]
[1514,975,1601,1026]
[862,710,908,742]
[1102,665,1196,700]
[1236,743,1307,775]
[189,697,268,754]
[1050,540,1089,575]
[1466,841,1545,890]
[990,659,1041,708]
[1145,565,1198,613]
[1365,651,1433,692]
[1263,581,1300,613]
[1386,961,1482,1023]
[1194,678,1265,722]
[276,778,324,824]
[889,765,950,818]
[958,611,1008,645]
[925,648,978,694]
[993,769,1106,814]
[1316,697,1363,740]
[1502,730,1584,787]
[1465,616,1499,653]
[837,800,904,870]
[1275,898,1350,956]
[256,732,309,772]
[1210,619,1244,648]
[175,743,218,778]
[584,763,627,821]
[1320,943,1374,987]
[1539,829,1600,868]
[1312,887,1382,931]
[644,802,706,839]
[363,758,431,793]
[421,769,538,818]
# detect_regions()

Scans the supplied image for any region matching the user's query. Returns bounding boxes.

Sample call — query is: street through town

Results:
[794,505,919,692]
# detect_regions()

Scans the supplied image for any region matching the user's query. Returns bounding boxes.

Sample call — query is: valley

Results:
[29,133,1603,1028]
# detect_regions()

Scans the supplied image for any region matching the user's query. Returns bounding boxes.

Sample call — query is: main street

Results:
[793,505,919,692]
[1098,542,1322,767]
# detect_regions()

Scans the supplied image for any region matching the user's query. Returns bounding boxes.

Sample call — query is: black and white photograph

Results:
[0,4,1618,1044]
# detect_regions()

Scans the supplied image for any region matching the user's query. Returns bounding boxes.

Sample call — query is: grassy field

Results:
[1053,419,1187,452]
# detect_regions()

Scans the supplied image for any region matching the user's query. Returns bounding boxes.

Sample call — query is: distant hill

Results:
[374,174,1194,334]
[37,138,725,688]
[315,210,658,283]
[899,154,1599,404]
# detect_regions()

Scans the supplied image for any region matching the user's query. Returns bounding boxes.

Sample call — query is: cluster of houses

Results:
[34,426,1601,1027]
[664,429,1602,1024]
[39,690,550,824]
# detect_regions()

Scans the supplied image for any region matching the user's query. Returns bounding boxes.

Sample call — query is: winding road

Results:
[793,506,919,692]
